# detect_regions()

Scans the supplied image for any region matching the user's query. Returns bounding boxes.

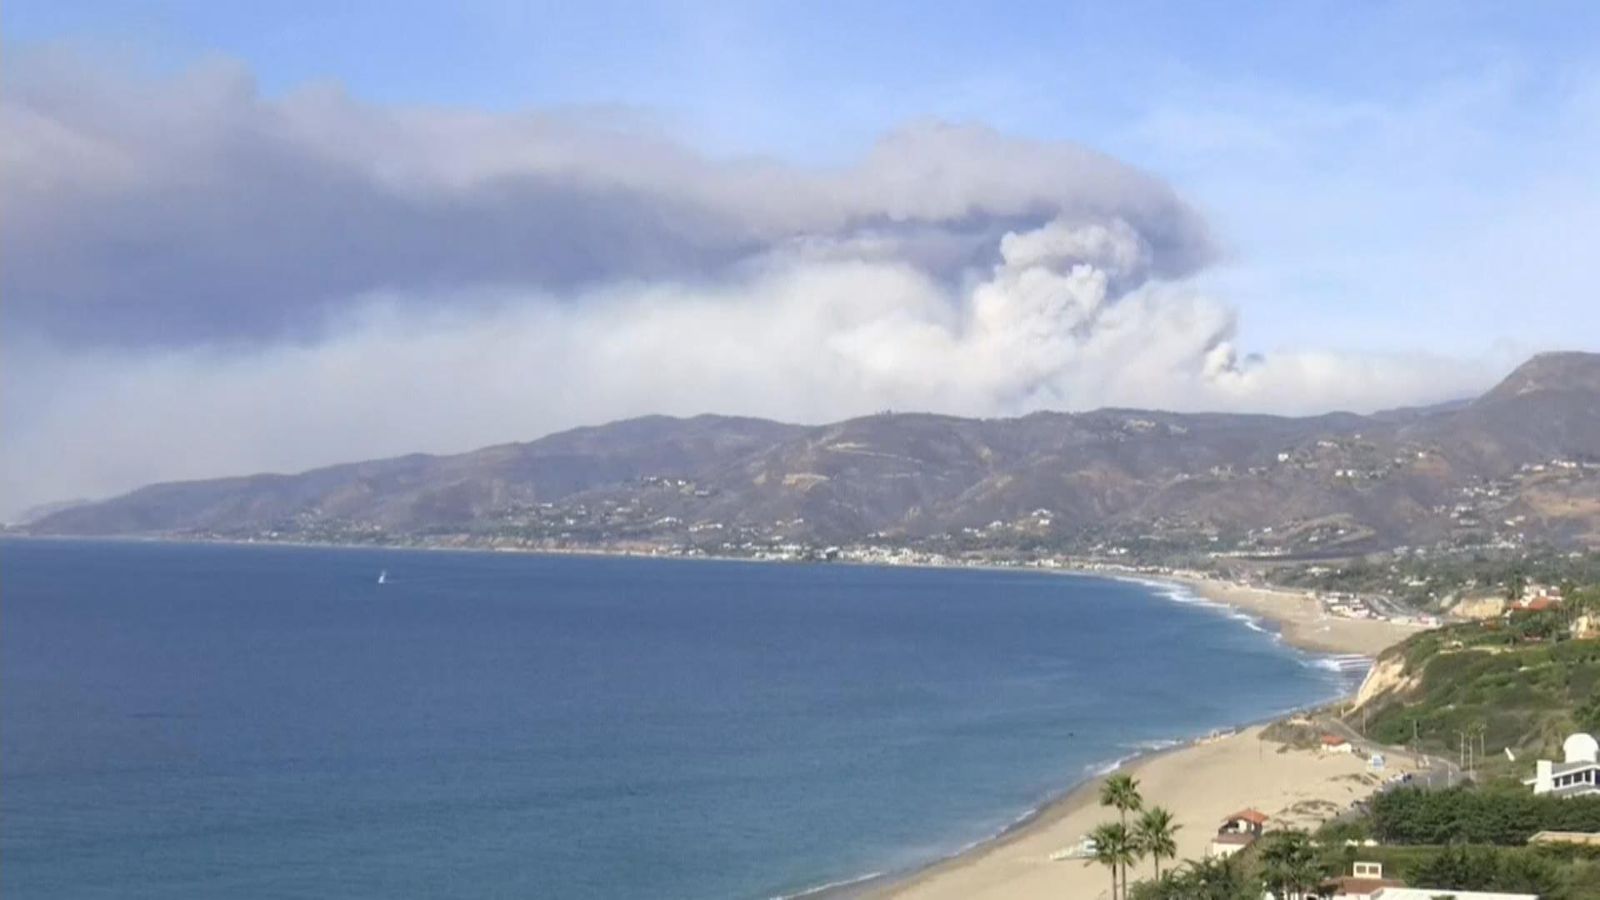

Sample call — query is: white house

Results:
[1376,883,1536,890]
[1526,733,1600,797]
[1206,808,1267,858]
[1321,734,1355,754]
[1324,861,1402,899]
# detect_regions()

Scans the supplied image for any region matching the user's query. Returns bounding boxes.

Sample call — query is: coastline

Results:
[838,577,1424,900]
[855,720,1421,900]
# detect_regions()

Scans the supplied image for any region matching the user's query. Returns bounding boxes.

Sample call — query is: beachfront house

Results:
[1320,734,1354,754]
[1526,733,1600,797]
[1324,861,1402,899]
[1206,808,1267,858]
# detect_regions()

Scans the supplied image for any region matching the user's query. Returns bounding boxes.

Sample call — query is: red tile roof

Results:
[1225,808,1269,825]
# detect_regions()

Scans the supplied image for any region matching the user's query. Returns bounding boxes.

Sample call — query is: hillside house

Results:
[1206,808,1267,858]
[1526,733,1600,797]
[1324,861,1402,899]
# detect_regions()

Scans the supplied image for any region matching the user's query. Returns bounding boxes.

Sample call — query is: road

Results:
[1315,714,1462,791]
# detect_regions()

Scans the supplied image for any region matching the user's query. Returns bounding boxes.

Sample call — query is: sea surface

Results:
[1,539,1357,899]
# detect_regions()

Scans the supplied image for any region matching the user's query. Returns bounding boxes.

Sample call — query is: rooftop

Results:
[1223,808,1269,825]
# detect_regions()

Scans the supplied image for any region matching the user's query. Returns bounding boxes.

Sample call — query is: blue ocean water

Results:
[0,539,1352,899]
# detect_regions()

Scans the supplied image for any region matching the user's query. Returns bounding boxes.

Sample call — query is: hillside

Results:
[1350,598,1600,770]
[20,352,1600,556]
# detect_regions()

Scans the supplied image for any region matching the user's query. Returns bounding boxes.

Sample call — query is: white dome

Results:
[1563,733,1599,764]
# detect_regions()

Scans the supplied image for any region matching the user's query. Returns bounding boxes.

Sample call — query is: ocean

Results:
[0,539,1355,899]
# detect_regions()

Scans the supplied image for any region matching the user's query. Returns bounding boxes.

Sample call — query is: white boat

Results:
[377,570,388,585]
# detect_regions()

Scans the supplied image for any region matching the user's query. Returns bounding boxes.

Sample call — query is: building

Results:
[1526,733,1600,797]
[1206,808,1268,858]
[1324,861,1403,899]
[1376,883,1536,890]
[1573,612,1599,640]
[1529,830,1600,846]
[1321,734,1354,754]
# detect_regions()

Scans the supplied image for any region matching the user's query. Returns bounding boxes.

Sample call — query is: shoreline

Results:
[854,715,1423,900]
[836,578,1423,900]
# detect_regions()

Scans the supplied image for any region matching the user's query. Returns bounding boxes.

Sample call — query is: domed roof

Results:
[1563,733,1599,763]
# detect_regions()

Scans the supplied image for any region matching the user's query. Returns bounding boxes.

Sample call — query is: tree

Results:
[1100,773,1144,828]
[1100,774,1144,896]
[1258,830,1325,900]
[1088,821,1137,900]
[1133,806,1181,881]
[1129,856,1253,900]
[1505,569,1527,602]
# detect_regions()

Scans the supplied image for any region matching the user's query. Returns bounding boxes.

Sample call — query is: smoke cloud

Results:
[0,54,1498,518]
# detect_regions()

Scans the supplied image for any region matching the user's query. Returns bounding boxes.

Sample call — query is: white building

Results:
[1526,733,1600,797]
[1206,808,1267,858]
[1325,861,1402,899]
[1376,883,1536,890]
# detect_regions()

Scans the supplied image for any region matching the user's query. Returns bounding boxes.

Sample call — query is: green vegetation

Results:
[1276,549,1600,610]
[1133,806,1182,881]
[1086,775,1188,900]
[1407,844,1571,896]
[1128,853,1255,900]
[1371,787,1600,845]
[1356,607,1600,770]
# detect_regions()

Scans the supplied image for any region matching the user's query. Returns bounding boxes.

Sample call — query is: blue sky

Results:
[8,0,1597,356]
[3,1,1598,513]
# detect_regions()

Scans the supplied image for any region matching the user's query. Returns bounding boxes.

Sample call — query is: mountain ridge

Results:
[23,353,1600,556]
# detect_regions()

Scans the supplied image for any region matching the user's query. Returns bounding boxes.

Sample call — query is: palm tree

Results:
[1133,806,1181,881]
[1100,773,1144,828]
[1099,774,1143,895]
[1086,821,1136,900]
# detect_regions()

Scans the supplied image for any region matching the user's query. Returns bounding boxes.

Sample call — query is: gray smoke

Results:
[0,54,1498,518]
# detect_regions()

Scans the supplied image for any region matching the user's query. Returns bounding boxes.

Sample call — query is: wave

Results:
[1128,576,1376,685]
[774,869,887,899]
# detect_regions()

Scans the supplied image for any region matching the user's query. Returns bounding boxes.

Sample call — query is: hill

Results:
[21,352,1600,557]
[1350,593,1600,770]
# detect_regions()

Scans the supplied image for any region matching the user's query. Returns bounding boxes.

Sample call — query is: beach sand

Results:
[867,725,1418,900]
[1172,575,1424,656]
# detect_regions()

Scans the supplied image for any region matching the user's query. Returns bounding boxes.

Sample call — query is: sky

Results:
[3,1,1599,517]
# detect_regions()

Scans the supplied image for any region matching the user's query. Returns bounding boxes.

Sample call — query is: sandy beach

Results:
[853,575,1427,900]
[1171,575,1424,656]
[866,724,1420,900]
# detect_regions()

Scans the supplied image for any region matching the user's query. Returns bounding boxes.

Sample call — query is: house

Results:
[1321,734,1354,754]
[1323,861,1403,899]
[1506,584,1562,616]
[1529,830,1600,846]
[1206,808,1267,858]
[1369,883,1542,890]
[1573,612,1599,640]
[1526,733,1600,797]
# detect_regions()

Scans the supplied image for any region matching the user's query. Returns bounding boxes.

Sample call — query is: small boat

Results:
[377,570,388,585]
